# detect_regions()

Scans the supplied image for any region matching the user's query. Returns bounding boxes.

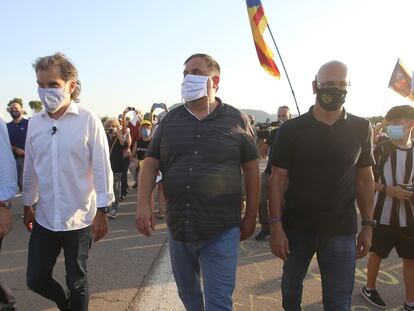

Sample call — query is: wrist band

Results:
[269,217,282,224]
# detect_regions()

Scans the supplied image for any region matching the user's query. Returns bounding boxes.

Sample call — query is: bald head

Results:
[316,60,348,85]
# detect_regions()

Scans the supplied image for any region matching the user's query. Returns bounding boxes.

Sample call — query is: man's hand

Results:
[240,213,256,241]
[23,206,36,232]
[135,204,155,236]
[356,226,372,259]
[386,185,413,201]
[269,223,290,261]
[14,147,25,157]
[92,211,108,242]
[0,206,12,239]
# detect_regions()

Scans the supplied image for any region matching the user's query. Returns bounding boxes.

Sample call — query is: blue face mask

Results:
[140,127,151,138]
[387,125,405,140]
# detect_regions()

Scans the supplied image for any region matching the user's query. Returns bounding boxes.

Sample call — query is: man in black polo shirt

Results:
[6,98,29,192]
[135,53,259,311]
[268,60,375,310]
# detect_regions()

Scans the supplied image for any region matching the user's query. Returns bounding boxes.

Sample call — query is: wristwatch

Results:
[361,220,377,228]
[97,206,110,214]
[0,201,11,209]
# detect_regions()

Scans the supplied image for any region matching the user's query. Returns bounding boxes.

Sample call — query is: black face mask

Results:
[316,87,347,111]
[10,110,21,119]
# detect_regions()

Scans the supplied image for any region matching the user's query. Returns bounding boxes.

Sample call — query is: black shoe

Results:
[405,303,414,311]
[254,229,270,241]
[361,286,386,309]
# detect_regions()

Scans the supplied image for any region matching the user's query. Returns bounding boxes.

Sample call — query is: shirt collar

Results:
[40,101,79,119]
[308,105,348,122]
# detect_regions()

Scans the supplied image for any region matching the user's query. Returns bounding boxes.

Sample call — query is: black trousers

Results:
[26,222,92,311]
[0,238,17,311]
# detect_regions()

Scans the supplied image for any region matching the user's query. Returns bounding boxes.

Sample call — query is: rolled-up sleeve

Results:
[89,113,114,207]
[0,115,17,202]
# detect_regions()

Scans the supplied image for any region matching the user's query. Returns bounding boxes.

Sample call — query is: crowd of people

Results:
[0,52,413,311]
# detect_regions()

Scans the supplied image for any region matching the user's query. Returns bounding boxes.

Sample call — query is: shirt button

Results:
[196,134,200,138]
[186,185,191,189]
[189,167,193,172]
[185,220,190,224]
[186,203,190,207]
[194,151,198,155]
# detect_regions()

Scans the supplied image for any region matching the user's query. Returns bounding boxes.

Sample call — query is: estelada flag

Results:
[246,0,280,78]
[388,59,412,98]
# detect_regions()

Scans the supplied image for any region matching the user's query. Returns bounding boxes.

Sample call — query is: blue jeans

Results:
[282,232,356,311]
[168,227,240,311]
[27,222,92,311]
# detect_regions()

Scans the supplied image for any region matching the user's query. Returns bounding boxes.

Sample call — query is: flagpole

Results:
[266,25,300,115]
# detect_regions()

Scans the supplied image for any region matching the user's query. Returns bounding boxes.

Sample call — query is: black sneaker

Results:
[404,303,414,311]
[361,286,386,309]
[254,229,270,241]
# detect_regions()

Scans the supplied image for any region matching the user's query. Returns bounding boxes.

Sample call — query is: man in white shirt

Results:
[23,53,114,311]
[0,112,18,310]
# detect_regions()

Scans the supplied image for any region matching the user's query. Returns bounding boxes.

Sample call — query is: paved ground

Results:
[0,161,408,310]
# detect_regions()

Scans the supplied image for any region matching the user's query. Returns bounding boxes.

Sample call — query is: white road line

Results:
[131,244,185,311]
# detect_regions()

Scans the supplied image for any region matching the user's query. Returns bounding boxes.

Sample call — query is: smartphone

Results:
[151,103,163,110]
[127,107,135,111]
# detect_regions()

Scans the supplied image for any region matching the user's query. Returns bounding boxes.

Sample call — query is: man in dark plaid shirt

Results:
[136,53,260,311]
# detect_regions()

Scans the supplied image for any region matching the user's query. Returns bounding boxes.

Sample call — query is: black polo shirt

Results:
[270,106,374,236]
[146,98,258,242]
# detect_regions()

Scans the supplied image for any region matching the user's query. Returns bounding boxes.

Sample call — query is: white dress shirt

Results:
[23,103,114,231]
[0,113,17,202]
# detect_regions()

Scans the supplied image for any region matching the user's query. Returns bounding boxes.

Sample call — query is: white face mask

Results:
[38,86,70,113]
[181,74,209,102]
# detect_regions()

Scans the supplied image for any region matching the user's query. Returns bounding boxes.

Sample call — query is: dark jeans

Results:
[282,231,356,311]
[121,157,130,196]
[258,172,270,230]
[0,239,17,311]
[16,157,24,192]
[27,222,92,311]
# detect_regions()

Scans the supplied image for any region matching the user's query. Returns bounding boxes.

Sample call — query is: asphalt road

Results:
[0,161,408,310]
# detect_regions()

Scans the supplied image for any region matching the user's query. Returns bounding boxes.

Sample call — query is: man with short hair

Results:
[255,106,291,241]
[0,112,18,310]
[23,53,114,311]
[269,60,375,310]
[136,53,259,311]
[6,98,29,192]
[361,105,414,311]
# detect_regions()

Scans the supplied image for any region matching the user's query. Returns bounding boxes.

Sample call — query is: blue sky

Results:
[1,0,413,121]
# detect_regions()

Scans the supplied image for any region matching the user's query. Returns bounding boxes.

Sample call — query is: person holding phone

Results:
[362,105,414,311]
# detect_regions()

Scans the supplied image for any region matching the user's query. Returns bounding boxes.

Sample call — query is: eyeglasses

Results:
[315,80,350,89]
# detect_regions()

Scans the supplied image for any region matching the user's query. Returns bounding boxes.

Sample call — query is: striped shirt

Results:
[146,98,258,242]
[373,141,414,227]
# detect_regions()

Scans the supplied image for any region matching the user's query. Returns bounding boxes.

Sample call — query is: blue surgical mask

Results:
[140,128,151,138]
[387,125,405,140]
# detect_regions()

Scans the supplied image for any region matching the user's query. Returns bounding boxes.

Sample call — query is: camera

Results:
[256,121,282,140]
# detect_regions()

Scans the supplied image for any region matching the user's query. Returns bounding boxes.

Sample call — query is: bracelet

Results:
[268,217,282,224]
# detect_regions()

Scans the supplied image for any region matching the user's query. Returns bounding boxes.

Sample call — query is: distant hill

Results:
[167,103,277,123]
[241,109,277,122]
